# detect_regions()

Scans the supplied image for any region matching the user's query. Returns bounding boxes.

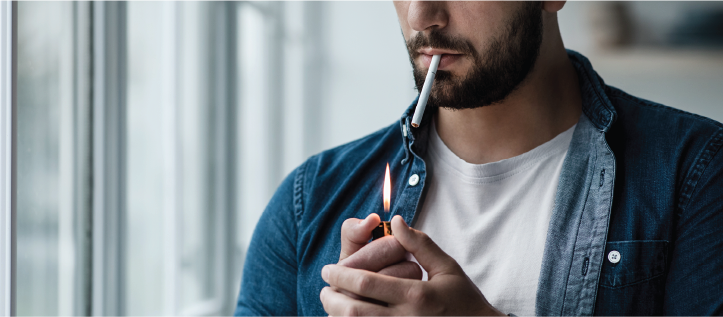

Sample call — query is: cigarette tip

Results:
[411,123,419,128]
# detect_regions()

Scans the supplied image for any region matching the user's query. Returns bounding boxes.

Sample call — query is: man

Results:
[235,1,723,315]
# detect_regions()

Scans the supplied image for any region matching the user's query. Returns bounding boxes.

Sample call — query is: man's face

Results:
[394,1,543,110]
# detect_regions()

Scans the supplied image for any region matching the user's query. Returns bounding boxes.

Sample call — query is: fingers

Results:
[337,260,423,303]
[339,235,407,272]
[320,287,390,316]
[390,215,460,278]
[322,264,416,304]
[378,261,423,280]
[340,214,381,262]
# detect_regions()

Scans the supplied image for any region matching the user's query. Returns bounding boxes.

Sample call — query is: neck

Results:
[434,15,581,164]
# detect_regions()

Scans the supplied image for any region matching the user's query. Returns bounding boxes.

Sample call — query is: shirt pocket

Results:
[599,240,668,289]
[594,240,668,316]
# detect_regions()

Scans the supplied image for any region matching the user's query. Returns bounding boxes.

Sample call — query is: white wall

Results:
[558,2,723,123]
[315,1,417,153]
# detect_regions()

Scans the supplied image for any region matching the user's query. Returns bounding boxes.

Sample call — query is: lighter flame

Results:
[383,163,391,212]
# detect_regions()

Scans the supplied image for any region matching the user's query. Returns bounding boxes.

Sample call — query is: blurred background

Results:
[15,1,723,316]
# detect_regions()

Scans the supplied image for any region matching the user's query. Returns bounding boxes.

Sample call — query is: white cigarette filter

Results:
[411,54,441,128]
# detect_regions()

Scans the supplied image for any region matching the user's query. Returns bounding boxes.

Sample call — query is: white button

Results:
[608,250,621,264]
[408,174,420,186]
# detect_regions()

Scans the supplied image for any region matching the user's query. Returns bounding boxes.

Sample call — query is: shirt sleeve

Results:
[664,131,723,315]
[234,168,300,316]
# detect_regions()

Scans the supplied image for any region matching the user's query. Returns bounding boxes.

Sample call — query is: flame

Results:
[383,163,391,212]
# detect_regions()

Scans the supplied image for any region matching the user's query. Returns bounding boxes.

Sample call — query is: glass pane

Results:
[16,2,80,316]
[126,2,218,314]
[176,2,216,311]
[126,2,166,314]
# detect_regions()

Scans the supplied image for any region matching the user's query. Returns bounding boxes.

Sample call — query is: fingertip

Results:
[390,215,409,234]
[322,265,330,282]
[369,213,381,222]
[393,215,408,225]
[363,213,381,228]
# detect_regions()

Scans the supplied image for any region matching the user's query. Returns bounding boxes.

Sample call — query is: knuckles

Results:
[343,305,361,317]
[378,261,423,280]
[406,284,431,306]
[355,273,374,294]
[415,230,435,249]
[340,236,407,272]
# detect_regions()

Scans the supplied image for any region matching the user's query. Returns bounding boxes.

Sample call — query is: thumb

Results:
[339,213,381,261]
[391,215,460,278]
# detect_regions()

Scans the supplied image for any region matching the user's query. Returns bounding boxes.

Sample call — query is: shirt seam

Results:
[570,55,615,131]
[293,159,308,225]
[293,157,311,316]
[678,127,723,213]
[559,147,597,315]
[607,87,723,129]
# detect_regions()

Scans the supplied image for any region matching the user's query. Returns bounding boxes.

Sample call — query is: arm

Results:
[665,133,723,315]
[234,170,299,316]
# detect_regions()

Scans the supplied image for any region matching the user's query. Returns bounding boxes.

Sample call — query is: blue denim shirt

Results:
[234,50,723,316]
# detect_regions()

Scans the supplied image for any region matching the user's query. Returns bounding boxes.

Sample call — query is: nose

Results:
[407,1,449,33]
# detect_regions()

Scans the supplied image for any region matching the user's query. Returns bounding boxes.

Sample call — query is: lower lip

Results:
[421,54,462,70]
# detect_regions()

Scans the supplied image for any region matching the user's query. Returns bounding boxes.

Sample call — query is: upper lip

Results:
[418,48,463,56]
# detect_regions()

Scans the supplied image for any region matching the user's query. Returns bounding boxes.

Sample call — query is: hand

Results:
[338,214,423,278]
[334,214,423,302]
[320,215,505,316]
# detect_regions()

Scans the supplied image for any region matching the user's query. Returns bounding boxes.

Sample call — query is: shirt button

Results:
[408,174,420,186]
[608,250,621,264]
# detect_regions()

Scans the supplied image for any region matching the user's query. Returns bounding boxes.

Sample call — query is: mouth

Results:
[417,48,464,70]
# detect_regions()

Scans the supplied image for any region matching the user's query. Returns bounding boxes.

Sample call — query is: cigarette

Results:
[411,54,441,128]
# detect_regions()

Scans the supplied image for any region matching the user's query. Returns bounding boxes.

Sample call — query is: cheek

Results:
[393,1,411,34]
[446,2,513,48]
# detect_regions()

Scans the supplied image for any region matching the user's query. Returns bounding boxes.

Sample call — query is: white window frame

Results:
[0,1,16,316]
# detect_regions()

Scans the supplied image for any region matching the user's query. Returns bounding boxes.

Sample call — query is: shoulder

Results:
[603,85,723,208]
[604,84,722,153]
[300,121,404,188]
[606,85,722,132]
[292,120,405,216]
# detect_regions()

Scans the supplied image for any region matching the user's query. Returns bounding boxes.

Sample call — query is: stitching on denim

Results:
[293,158,309,227]
[678,128,723,212]
[606,239,669,245]
[570,57,615,131]
[558,133,598,315]
[607,86,723,128]
[585,134,617,315]
[598,272,665,290]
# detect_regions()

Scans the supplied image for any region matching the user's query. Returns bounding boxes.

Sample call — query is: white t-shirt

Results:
[413,121,576,316]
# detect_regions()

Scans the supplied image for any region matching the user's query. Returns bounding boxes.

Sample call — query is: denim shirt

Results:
[234,50,723,316]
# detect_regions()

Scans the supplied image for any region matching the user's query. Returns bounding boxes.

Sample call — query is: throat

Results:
[434,102,578,165]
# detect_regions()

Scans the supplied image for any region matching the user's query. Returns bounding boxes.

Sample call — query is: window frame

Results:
[0,1,17,316]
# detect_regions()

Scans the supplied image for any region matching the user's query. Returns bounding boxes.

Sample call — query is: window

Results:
[16,2,88,315]
[14,2,245,315]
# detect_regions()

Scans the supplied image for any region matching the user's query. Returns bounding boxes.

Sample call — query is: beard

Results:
[408,2,543,110]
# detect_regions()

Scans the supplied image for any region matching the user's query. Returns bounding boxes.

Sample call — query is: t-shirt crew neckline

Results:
[427,120,577,184]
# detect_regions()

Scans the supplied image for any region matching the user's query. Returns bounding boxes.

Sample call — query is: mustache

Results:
[406,30,478,60]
